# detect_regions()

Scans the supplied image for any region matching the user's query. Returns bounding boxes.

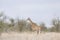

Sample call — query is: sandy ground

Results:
[0,32,60,40]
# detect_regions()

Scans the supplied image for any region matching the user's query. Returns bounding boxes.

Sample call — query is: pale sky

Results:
[0,0,60,27]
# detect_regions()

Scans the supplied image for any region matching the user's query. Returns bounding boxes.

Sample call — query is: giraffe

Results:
[27,18,42,34]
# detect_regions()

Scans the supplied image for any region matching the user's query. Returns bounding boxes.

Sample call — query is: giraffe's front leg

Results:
[37,30,39,34]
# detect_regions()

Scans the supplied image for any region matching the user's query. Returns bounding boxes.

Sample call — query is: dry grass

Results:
[0,32,60,40]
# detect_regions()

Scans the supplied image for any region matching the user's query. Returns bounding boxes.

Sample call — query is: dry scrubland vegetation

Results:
[0,12,60,40]
[0,32,60,40]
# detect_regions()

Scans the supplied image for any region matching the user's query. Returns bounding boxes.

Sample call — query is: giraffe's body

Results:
[27,18,42,34]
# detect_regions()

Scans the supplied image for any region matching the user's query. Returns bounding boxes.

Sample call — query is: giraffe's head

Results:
[27,17,33,23]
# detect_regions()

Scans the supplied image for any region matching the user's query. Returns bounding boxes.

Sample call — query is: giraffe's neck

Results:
[28,19,38,28]
[28,19,33,25]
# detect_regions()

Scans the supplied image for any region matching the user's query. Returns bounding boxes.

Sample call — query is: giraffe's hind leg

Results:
[37,30,42,34]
